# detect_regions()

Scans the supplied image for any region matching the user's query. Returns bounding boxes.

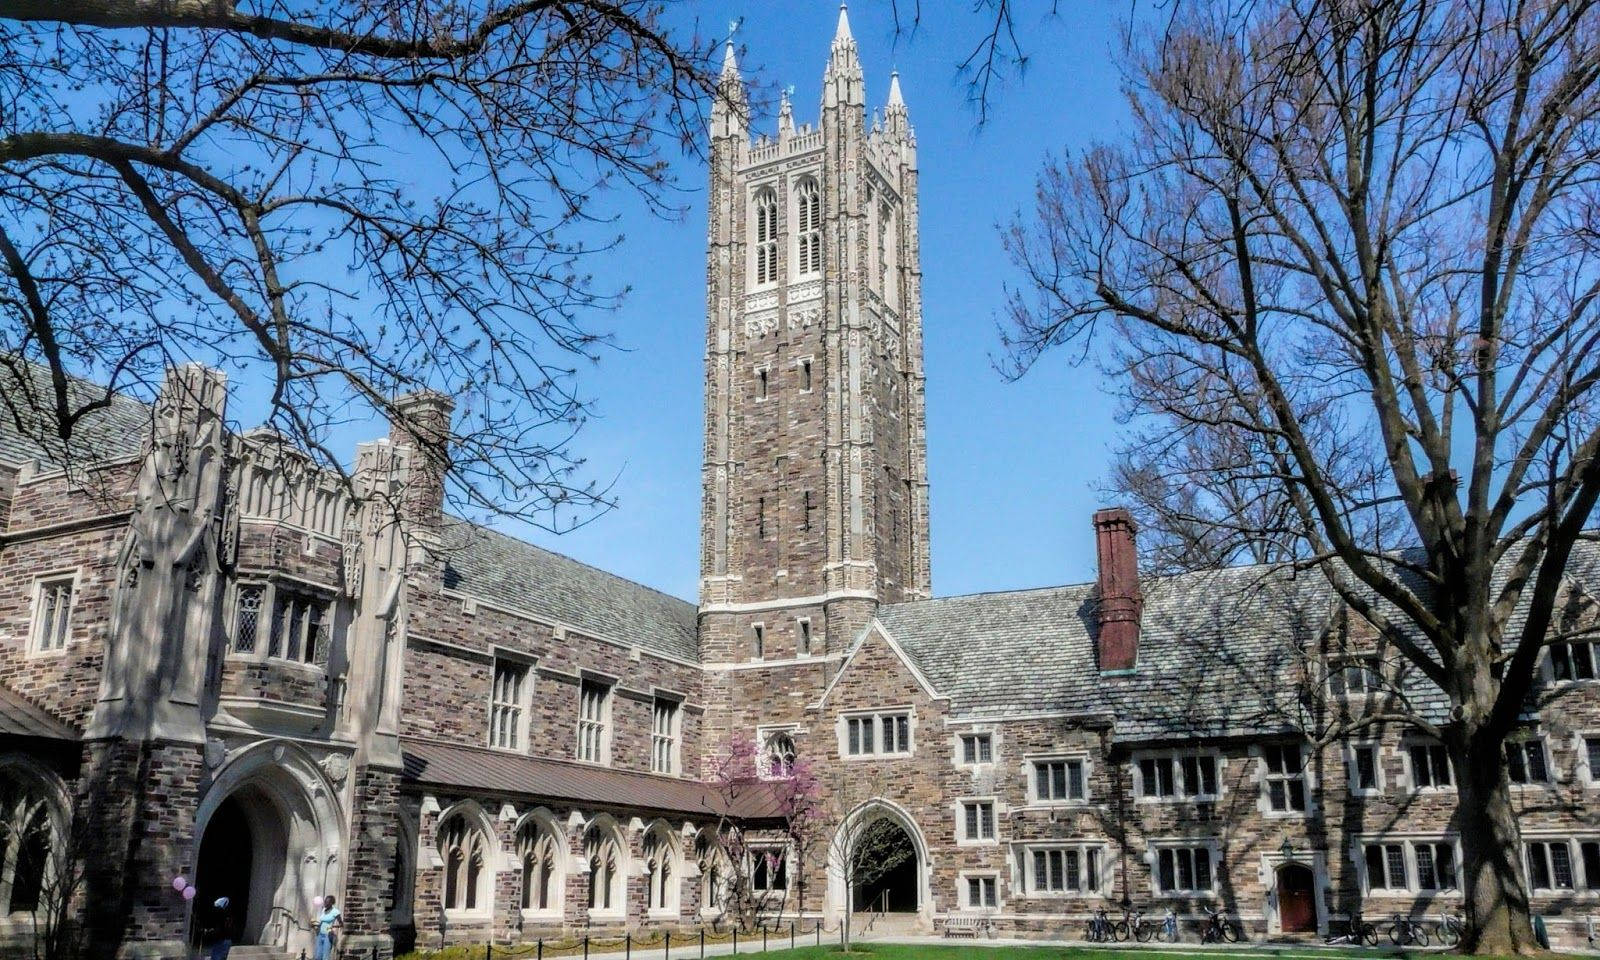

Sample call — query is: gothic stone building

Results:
[4,9,1600,958]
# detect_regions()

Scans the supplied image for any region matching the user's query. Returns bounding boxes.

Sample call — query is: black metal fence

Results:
[317,920,837,960]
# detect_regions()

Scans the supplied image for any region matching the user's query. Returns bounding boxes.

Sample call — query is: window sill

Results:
[521,909,563,922]
[648,908,679,920]
[587,909,625,922]
[24,643,72,660]
[444,909,492,922]
[955,838,1000,847]
[840,751,913,762]
[1019,890,1102,899]
[1023,799,1092,809]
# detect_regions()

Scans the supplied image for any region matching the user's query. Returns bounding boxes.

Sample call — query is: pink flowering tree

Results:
[702,735,821,931]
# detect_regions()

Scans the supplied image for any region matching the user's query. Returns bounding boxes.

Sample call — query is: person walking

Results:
[200,897,233,960]
[312,895,341,960]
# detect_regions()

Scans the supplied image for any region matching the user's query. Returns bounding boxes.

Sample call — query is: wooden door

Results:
[1278,863,1317,933]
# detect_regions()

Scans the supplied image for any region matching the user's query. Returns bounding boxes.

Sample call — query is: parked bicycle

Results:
[1086,907,1115,943]
[1324,915,1379,946]
[1115,908,1155,943]
[1202,907,1243,944]
[1434,913,1465,948]
[1388,913,1431,946]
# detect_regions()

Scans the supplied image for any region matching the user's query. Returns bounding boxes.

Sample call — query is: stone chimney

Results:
[388,390,454,535]
[1093,507,1142,673]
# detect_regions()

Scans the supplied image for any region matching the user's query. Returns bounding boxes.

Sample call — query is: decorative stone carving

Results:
[743,311,779,339]
[204,739,226,770]
[320,754,350,786]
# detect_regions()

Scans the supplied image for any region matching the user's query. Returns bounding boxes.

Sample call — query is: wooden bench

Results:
[943,915,994,939]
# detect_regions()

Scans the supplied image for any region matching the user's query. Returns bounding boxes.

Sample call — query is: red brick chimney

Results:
[1093,507,1142,673]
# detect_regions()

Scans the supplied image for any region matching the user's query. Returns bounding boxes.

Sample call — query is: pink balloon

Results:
[182,886,197,901]
[312,896,325,908]
[172,876,188,892]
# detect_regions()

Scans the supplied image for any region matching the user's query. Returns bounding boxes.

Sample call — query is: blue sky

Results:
[501,1,1133,602]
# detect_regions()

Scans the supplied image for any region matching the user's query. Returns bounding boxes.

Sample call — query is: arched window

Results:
[517,817,563,913]
[763,732,797,780]
[752,188,779,285]
[794,178,822,278]
[438,811,490,913]
[584,822,624,913]
[0,771,55,915]
[642,823,678,913]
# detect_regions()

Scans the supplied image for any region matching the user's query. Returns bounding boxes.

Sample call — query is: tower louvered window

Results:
[753,188,778,284]
[795,178,821,277]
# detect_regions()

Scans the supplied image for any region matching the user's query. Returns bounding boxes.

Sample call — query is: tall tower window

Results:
[799,357,813,392]
[795,177,822,277]
[753,187,779,285]
[752,623,766,659]
[880,201,897,305]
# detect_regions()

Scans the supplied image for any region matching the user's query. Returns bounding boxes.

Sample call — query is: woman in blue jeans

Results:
[313,895,341,960]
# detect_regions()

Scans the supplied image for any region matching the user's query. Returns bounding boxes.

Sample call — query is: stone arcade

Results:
[3,10,1600,958]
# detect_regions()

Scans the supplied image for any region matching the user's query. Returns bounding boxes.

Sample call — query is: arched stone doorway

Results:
[851,819,918,912]
[826,800,930,929]
[190,742,345,955]
[1275,863,1317,933]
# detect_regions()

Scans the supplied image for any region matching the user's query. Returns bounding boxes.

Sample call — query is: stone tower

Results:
[699,6,931,743]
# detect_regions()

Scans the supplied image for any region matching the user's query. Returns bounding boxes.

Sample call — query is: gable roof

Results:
[0,685,77,741]
[879,536,1600,741]
[441,520,699,662]
[0,362,152,469]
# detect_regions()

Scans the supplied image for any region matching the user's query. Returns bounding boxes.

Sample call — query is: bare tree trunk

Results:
[1452,723,1537,954]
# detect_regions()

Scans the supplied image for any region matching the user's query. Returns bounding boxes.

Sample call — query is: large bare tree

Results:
[1000,0,1600,953]
[0,0,716,528]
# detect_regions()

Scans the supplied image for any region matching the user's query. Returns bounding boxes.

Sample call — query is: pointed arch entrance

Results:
[190,742,345,955]
[825,799,930,928]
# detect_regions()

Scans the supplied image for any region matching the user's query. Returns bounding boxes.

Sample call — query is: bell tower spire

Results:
[698,10,930,750]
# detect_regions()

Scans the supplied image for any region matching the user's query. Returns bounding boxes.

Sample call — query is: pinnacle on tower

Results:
[885,69,911,137]
[778,86,795,138]
[826,1,862,81]
[712,36,747,139]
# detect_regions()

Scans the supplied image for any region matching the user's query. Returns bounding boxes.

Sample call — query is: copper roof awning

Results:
[400,738,781,820]
[0,685,77,741]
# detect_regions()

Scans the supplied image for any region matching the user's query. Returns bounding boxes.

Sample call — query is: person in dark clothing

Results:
[199,897,234,960]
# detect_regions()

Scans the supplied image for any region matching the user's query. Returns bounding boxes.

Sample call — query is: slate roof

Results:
[879,536,1600,741]
[441,520,699,662]
[401,737,781,819]
[0,685,77,740]
[0,362,152,468]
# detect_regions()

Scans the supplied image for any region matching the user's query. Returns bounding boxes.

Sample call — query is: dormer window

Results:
[752,188,778,285]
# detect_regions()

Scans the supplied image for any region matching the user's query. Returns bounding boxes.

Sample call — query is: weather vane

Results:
[728,18,742,42]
